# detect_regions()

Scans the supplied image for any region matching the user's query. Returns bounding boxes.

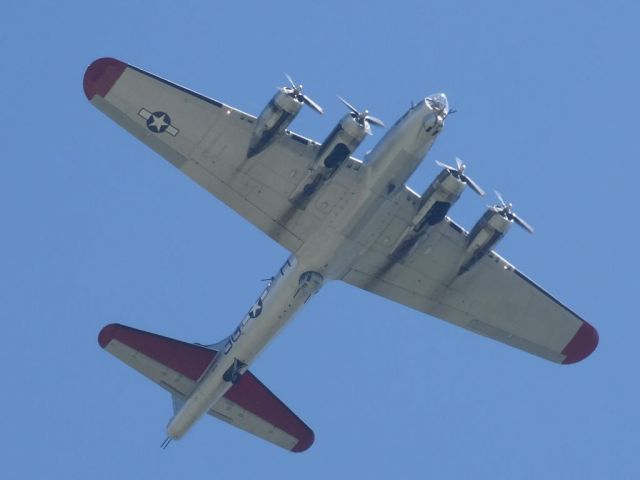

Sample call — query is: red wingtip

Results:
[562,321,599,365]
[83,57,127,101]
[98,323,122,348]
[291,429,315,453]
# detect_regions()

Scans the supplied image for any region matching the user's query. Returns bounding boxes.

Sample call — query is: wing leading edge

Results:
[98,324,314,452]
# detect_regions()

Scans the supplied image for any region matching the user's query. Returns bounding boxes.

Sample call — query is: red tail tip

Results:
[98,323,122,348]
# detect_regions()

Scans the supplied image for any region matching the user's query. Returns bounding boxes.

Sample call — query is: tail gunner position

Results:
[86,58,598,452]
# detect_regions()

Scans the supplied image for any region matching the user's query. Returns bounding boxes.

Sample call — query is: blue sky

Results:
[2,1,638,478]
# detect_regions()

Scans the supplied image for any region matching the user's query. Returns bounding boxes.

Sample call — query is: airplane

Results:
[84,57,598,452]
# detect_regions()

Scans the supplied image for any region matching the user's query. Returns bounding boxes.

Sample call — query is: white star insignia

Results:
[149,113,168,130]
[138,108,180,136]
[249,300,263,318]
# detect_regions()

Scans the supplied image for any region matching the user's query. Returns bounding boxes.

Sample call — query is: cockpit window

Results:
[426,93,449,114]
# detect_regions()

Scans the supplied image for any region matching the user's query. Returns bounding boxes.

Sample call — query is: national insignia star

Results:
[149,113,168,131]
[249,300,263,318]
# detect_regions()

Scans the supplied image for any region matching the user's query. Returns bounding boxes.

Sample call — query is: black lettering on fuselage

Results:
[223,258,294,356]
[224,286,269,355]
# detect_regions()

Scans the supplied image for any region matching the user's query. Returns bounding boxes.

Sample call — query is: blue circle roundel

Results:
[146,111,171,133]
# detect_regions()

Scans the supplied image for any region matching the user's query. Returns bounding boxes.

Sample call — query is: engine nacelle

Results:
[412,170,466,232]
[458,209,512,274]
[317,113,368,171]
[248,89,303,157]
[289,114,369,201]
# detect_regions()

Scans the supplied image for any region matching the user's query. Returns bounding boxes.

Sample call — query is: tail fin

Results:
[171,394,185,415]
[99,323,314,452]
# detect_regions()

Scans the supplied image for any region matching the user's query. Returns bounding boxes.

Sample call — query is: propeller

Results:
[283,73,324,114]
[492,191,534,233]
[337,95,385,135]
[435,157,485,196]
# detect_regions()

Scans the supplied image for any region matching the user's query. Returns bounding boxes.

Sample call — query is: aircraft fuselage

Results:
[166,96,448,441]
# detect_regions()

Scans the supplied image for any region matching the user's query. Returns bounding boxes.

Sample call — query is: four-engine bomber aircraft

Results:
[84,57,598,452]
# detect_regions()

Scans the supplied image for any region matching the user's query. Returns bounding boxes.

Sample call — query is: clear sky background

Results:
[2,1,638,478]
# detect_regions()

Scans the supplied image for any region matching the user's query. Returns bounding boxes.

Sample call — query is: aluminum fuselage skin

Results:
[166,96,447,440]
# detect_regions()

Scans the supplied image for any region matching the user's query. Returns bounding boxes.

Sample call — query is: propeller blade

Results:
[365,115,385,128]
[284,74,323,114]
[511,212,534,234]
[339,96,384,132]
[435,159,457,171]
[462,175,486,196]
[337,95,359,116]
[495,190,507,208]
[436,158,484,195]
[284,73,297,90]
[302,94,323,114]
[492,190,532,232]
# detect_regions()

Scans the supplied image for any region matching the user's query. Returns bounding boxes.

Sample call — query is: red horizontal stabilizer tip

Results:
[98,323,119,348]
[291,429,315,453]
[83,57,127,101]
[225,372,315,452]
[561,321,599,364]
[98,323,217,380]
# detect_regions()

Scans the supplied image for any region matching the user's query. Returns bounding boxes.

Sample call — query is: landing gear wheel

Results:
[223,359,246,384]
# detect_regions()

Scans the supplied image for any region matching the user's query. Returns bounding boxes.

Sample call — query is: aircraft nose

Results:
[426,93,449,116]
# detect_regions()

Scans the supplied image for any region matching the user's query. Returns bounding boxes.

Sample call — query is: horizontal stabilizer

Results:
[98,323,217,383]
[99,323,314,452]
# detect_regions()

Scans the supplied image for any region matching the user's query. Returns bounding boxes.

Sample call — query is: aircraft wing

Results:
[84,57,336,253]
[342,187,598,364]
[98,324,314,452]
